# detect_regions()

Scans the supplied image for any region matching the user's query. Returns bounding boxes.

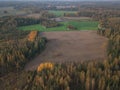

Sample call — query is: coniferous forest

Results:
[0,1,120,90]
[0,16,47,76]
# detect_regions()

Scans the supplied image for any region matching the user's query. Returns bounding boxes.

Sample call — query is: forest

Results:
[0,1,120,90]
[0,16,47,76]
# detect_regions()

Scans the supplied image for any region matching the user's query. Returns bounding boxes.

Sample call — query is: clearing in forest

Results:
[25,31,108,70]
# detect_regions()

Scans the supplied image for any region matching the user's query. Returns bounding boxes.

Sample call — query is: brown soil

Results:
[25,31,108,71]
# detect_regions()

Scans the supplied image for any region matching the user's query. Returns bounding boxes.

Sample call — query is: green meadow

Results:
[18,21,98,32]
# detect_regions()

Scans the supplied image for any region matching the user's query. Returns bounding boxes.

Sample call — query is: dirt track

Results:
[25,31,108,71]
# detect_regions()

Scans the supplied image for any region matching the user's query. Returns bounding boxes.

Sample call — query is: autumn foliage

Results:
[37,62,54,72]
[28,31,38,41]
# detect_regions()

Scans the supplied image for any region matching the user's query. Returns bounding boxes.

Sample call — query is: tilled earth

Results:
[25,31,108,70]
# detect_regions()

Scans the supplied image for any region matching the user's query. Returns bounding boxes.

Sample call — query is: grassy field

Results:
[19,21,98,32]
[49,10,77,17]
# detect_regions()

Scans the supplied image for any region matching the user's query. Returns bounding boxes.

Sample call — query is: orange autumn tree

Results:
[28,31,38,41]
[37,62,54,72]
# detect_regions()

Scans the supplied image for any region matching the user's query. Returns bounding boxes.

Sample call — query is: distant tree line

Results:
[41,20,61,28]
[63,8,120,21]
[15,17,41,27]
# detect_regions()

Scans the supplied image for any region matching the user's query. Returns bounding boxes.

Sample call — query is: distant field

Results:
[0,7,26,17]
[49,10,77,17]
[19,21,98,31]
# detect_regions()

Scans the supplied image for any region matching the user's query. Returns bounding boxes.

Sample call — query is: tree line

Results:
[63,8,120,21]
[98,17,120,59]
